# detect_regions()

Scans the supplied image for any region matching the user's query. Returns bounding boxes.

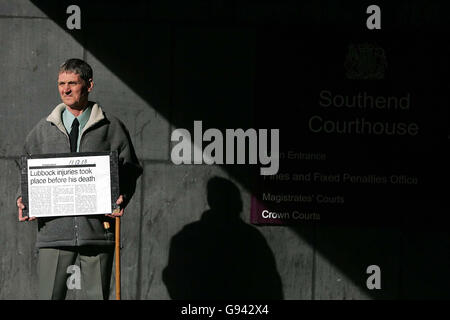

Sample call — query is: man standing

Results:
[16,58,142,300]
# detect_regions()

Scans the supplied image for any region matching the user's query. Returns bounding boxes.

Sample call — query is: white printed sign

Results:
[27,155,112,217]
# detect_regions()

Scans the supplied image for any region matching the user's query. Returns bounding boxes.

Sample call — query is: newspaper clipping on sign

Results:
[25,154,114,217]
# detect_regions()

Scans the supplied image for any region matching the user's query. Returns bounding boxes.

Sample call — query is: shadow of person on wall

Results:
[162,176,283,300]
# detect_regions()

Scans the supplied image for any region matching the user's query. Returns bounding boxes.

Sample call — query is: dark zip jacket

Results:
[17,102,143,248]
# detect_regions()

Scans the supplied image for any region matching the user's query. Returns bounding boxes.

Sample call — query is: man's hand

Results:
[106,195,124,218]
[17,197,36,222]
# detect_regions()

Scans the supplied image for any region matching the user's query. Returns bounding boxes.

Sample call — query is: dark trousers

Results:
[37,246,114,300]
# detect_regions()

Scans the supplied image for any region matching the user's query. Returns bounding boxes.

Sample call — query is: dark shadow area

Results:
[29,0,449,299]
[162,176,283,299]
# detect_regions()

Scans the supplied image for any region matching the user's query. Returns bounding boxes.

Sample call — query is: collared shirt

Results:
[62,105,92,152]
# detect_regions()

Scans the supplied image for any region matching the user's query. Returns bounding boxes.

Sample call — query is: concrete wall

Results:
[0,0,448,300]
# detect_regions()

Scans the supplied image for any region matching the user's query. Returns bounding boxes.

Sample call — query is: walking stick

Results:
[115,216,121,300]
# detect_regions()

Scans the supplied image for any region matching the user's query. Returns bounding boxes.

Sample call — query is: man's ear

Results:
[87,78,94,93]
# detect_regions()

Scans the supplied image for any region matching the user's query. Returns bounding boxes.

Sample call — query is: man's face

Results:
[57,72,93,109]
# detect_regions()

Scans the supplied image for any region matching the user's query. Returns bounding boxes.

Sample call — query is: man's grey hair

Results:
[59,58,93,85]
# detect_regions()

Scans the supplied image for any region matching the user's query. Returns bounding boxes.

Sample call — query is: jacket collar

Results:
[82,102,105,134]
[47,102,105,135]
